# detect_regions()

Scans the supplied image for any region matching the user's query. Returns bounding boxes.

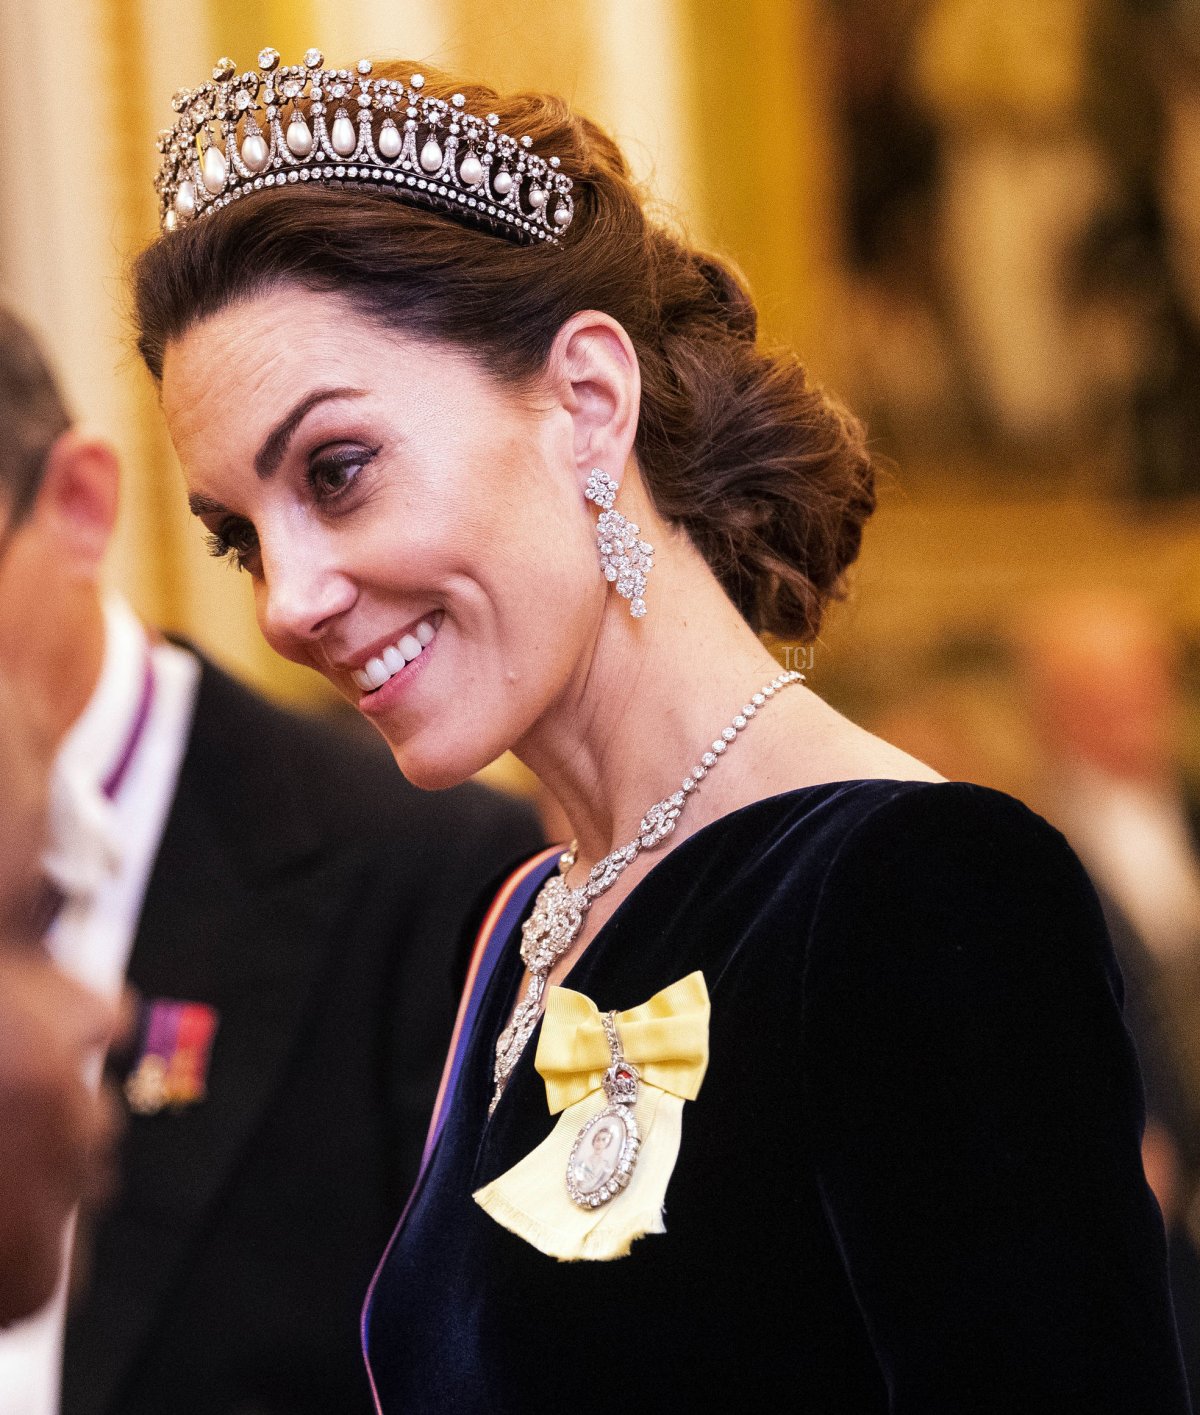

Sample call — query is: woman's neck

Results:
[512,523,793,870]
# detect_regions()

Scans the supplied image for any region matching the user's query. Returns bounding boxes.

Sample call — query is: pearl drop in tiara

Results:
[154,48,575,246]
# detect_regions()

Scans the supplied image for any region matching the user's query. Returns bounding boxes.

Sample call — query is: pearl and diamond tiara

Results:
[154,47,575,245]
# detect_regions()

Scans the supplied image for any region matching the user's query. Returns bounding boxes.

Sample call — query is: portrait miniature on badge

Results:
[566,1056,641,1208]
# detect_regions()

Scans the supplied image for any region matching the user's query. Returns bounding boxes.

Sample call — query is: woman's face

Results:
[162,285,602,787]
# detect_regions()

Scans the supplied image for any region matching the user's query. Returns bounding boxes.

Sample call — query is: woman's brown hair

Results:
[134,61,875,641]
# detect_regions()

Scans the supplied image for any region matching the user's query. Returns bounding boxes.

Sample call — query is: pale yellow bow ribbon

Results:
[535,970,710,1113]
[473,971,710,1261]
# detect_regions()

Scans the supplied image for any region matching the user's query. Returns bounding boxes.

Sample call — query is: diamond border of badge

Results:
[566,1096,641,1209]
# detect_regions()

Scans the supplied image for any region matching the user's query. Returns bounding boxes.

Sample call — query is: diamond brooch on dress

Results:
[155,49,575,245]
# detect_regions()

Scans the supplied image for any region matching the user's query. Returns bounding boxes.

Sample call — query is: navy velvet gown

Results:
[363,780,1191,1413]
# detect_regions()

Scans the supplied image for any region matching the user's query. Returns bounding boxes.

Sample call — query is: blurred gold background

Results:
[3,0,1199,805]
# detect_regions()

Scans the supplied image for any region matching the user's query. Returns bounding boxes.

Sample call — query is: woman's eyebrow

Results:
[253,386,367,480]
[188,492,228,517]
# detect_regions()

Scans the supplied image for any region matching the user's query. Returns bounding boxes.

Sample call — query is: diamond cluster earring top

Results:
[155,48,575,245]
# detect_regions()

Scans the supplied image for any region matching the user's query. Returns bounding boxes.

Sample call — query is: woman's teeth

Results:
[352,619,437,692]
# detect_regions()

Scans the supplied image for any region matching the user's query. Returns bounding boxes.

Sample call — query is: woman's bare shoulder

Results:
[818,724,946,787]
[759,690,946,793]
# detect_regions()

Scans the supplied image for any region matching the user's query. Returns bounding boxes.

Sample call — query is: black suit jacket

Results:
[62,655,544,1415]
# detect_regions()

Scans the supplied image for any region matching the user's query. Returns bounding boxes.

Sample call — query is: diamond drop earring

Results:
[583,469,654,619]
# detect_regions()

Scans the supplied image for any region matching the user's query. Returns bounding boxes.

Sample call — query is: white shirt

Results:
[0,596,200,1415]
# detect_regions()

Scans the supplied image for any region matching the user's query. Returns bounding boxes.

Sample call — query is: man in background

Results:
[1018,589,1200,1401]
[0,668,118,1330]
[0,308,544,1415]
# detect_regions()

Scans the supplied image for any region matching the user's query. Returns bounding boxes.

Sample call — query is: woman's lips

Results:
[353,616,440,715]
[351,615,439,693]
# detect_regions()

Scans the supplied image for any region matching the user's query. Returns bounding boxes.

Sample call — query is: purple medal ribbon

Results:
[101,650,156,801]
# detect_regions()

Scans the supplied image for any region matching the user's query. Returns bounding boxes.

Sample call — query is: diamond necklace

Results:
[489,668,804,1114]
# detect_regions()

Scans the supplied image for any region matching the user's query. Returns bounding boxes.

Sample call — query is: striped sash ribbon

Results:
[419,843,562,1171]
[361,843,562,1404]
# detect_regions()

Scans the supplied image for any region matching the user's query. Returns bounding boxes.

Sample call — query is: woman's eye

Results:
[308,447,377,501]
[205,519,260,574]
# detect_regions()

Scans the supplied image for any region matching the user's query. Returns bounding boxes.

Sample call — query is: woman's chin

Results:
[385,735,500,793]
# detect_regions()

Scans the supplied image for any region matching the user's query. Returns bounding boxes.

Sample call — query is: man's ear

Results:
[546,311,641,494]
[30,431,119,579]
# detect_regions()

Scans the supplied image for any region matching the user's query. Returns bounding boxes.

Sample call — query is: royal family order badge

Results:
[566,1032,642,1209]
[473,972,710,1261]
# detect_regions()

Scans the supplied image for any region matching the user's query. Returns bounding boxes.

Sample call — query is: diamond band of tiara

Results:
[155,47,575,245]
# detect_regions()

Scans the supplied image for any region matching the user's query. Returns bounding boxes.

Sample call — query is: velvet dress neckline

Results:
[531,776,921,1001]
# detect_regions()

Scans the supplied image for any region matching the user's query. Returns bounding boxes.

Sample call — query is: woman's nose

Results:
[258,544,356,649]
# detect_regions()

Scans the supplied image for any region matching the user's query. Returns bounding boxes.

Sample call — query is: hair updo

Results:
[134,61,875,641]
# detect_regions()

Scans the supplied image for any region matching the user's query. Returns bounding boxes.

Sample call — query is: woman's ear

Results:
[31,431,119,580]
[546,311,641,493]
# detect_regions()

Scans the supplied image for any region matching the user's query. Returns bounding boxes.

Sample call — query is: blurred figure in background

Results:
[0,667,118,1330]
[863,632,1041,803]
[1017,588,1200,1399]
[830,0,1200,497]
[0,308,544,1415]
[0,350,119,1331]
